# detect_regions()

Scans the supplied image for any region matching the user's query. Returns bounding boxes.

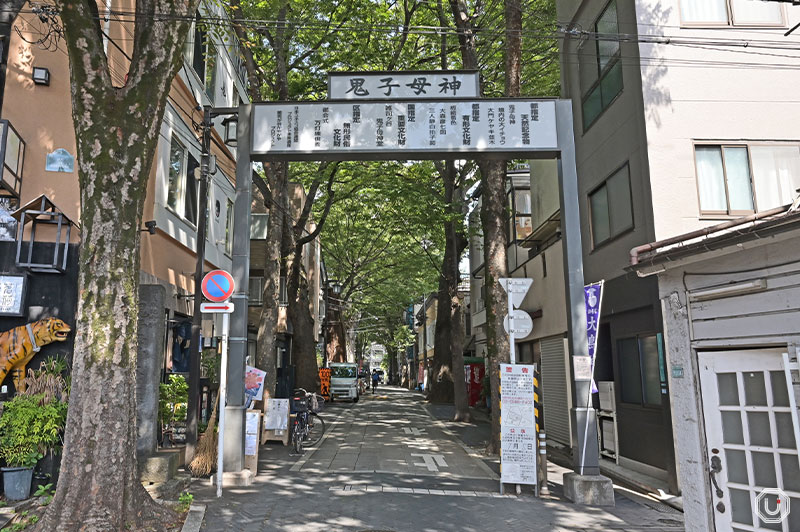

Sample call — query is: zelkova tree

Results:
[35,1,199,530]
[447,0,559,451]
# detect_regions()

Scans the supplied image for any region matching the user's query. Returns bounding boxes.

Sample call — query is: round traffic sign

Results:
[503,309,533,338]
[201,270,235,302]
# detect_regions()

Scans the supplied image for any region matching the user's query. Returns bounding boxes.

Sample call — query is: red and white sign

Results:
[201,269,235,302]
[200,302,234,314]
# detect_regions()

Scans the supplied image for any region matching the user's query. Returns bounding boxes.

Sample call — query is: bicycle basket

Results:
[310,394,324,413]
[291,396,308,413]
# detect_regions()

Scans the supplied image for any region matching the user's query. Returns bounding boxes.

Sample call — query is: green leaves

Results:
[159,374,189,429]
[0,395,67,467]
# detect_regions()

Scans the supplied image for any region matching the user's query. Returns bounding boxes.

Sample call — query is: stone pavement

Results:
[192,386,685,531]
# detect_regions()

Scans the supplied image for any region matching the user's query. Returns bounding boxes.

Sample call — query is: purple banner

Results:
[584,281,604,393]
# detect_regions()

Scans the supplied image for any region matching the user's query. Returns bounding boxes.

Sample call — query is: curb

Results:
[181,503,206,532]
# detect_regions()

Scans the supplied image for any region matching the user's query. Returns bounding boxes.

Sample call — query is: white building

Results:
[536,0,800,505]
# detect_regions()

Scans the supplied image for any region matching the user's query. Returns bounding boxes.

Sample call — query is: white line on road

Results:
[411,453,448,472]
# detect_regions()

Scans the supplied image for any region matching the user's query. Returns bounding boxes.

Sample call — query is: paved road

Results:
[193,386,685,532]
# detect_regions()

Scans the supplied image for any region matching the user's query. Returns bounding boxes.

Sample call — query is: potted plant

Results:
[20,356,70,485]
[0,394,67,500]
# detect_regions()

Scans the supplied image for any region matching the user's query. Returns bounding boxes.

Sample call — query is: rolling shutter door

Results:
[540,335,572,447]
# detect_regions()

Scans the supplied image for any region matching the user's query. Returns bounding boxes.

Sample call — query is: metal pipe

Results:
[629,205,789,266]
[187,106,213,460]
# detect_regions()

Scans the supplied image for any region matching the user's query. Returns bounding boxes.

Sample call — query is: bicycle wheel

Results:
[291,418,304,454]
[303,413,325,447]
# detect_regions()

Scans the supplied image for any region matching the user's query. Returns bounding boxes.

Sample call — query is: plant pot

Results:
[2,466,33,501]
[34,451,62,487]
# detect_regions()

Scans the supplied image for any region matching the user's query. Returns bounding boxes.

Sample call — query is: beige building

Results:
[0,1,249,379]
[553,0,800,502]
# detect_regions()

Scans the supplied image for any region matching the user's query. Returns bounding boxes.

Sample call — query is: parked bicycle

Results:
[290,388,326,454]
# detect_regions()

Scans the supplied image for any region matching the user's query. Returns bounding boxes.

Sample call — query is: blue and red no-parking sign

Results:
[201,269,235,302]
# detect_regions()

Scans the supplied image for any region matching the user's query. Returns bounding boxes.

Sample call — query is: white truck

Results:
[329,362,360,402]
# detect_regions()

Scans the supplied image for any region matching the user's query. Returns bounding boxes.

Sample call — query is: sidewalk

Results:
[191,386,685,531]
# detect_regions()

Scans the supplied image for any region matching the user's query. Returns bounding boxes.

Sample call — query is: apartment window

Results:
[618,334,665,406]
[166,137,200,225]
[225,198,234,255]
[680,0,783,26]
[204,45,217,101]
[695,144,800,215]
[580,0,623,130]
[588,164,633,247]
[507,188,532,242]
[187,11,216,103]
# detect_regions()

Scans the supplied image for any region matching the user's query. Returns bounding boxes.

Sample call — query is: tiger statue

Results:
[0,318,71,392]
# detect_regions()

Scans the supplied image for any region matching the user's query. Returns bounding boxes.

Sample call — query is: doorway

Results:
[699,349,800,531]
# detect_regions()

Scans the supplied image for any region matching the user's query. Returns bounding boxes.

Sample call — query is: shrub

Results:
[0,395,67,467]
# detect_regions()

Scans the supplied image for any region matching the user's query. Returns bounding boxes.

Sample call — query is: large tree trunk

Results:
[480,158,510,454]
[37,1,197,529]
[256,163,287,399]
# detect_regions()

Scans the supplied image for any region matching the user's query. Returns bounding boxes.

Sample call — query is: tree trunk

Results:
[256,163,286,399]
[429,164,458,404]
[480,159,509,453]
[326,305,347,363]
[451,291,470,421]
[37,1,198,529]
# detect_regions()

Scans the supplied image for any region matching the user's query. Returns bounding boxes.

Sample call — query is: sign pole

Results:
[507,290,516,365]
[216,310,230,498]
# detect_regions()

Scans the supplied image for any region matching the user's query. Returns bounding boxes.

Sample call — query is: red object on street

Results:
[464,363,485,406]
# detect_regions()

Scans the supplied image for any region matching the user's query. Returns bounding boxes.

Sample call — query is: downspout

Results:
[629,205,790,266]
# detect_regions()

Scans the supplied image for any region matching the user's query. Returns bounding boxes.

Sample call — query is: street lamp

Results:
[222,116,238,147]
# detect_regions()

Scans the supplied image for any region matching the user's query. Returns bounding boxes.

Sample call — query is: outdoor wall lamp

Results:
[32,67,50,86]
[222,116,237,147]
[140,220,157,235]
[329,279,342,296]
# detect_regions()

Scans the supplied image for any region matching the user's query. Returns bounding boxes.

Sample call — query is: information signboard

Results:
[251,100,558,160]
[0,274,26,317]
[329,71,480,100]
[500,363,537,486]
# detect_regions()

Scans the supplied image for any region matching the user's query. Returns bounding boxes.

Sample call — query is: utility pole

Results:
[186,106,213,460]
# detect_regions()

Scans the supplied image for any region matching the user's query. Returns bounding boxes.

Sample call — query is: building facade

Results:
[633,207,800,532]
[0,1,249,414]
[547,0,800,495]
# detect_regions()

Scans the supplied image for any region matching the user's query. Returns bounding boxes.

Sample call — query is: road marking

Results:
[411,453,448,472]
[402,427,427,436]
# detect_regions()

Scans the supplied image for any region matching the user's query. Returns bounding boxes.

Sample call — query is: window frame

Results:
[224,198,234,256]
[617,333,666,409]
[587,162,634,249]
[165,134,200,229]
[679,0,786,29]
[580,0,624,131]
[693,141,800,217]
[506,186,532,245]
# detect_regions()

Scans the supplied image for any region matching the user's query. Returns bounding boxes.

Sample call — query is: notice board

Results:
[500,363,537,486]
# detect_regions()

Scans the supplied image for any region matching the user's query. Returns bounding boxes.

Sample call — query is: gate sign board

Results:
[329,70,480,100]
[250,100,558,160]
[201,269,235,302]
[500,363,538,486]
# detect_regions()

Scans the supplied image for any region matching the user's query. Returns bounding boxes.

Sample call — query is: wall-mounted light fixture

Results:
[222,116,237,147]
[32,67,50,86]
[689,279,767,302]
[140,220,157,235]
